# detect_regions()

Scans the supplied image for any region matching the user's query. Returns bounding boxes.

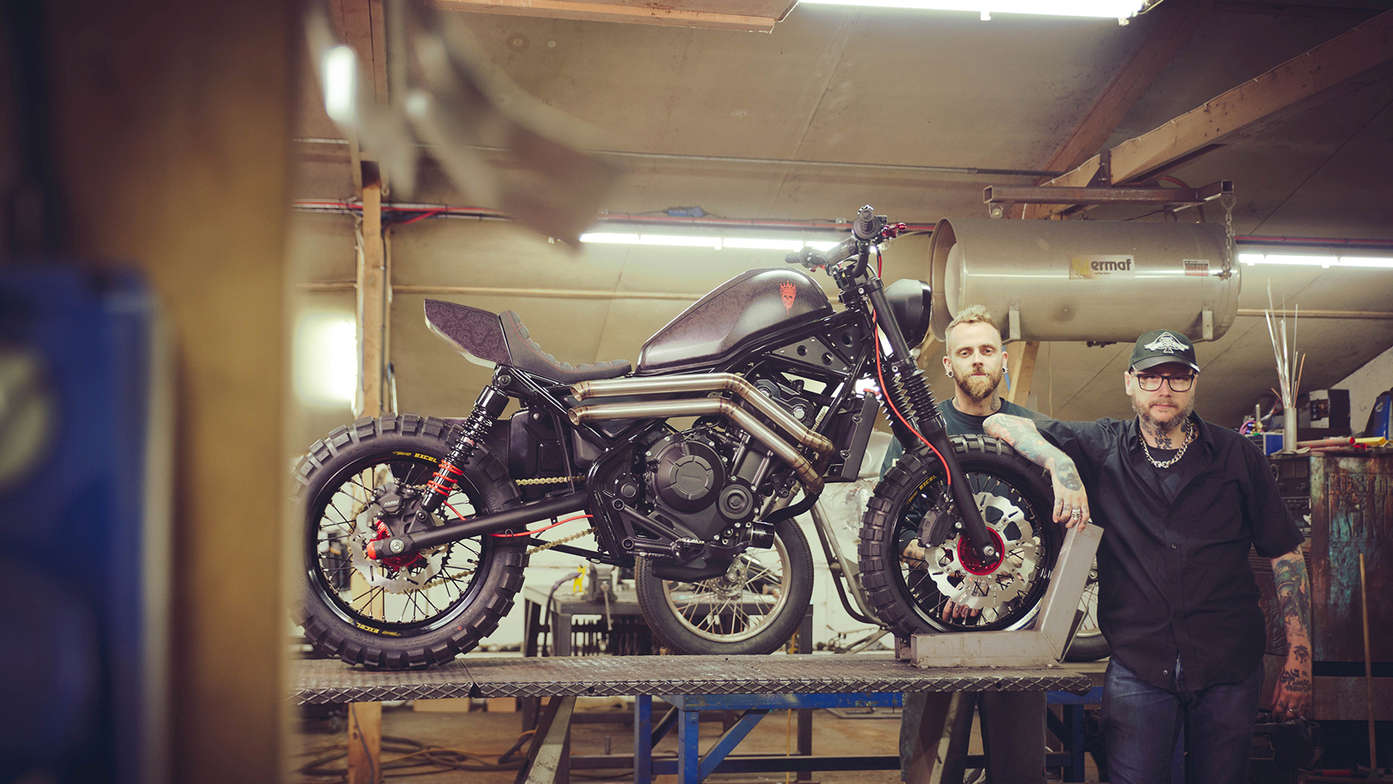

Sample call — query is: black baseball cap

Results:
[1129,329,1200,374]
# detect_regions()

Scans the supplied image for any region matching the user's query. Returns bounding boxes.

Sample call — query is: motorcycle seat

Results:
[500,310,631,384]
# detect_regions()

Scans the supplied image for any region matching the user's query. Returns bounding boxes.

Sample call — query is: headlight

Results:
[884,279,933,348]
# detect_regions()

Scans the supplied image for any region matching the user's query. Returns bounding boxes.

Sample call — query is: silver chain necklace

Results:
[1140,418,1194,469]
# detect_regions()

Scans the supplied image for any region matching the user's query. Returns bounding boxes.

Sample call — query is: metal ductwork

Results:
[927,218,1241,343]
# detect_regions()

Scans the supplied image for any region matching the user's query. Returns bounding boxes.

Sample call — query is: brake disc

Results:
[922,490,1041,614]
[348,502,446,594]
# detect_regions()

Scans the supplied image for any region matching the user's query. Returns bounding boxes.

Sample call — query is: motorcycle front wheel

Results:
[294,415,527,669]
[634,517,813,655]
[857,435,1061,636]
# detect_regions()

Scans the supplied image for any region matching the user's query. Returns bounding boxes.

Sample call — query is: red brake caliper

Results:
[366,520,423,569]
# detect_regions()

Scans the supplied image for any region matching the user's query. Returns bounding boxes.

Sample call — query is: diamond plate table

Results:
[293,652,1090,705]
[294,653,1091,783]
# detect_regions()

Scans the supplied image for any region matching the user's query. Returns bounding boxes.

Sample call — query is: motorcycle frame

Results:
[380,221,998,583]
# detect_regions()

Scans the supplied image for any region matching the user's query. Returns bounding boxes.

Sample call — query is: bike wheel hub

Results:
[351,500,446,593]
[956,527,1006,575]
[923,490,1041,615]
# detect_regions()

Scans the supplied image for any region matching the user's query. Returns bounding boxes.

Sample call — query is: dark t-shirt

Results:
[879,397,1040,474]
[1038,415,1302,691]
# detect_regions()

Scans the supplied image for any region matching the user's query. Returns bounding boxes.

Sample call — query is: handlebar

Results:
[784,205,905,273]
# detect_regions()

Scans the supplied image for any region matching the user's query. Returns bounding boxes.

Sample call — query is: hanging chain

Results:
[1219,192,1237,279]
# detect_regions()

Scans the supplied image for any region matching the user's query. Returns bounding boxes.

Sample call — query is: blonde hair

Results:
[945,304,999,336]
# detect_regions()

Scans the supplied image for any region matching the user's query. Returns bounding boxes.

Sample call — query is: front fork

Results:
[863,280,998,561]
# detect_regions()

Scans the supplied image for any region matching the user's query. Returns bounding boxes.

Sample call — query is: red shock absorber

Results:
[411,384,509,528]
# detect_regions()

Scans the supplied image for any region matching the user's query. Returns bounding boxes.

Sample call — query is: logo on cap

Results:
[1144,331,1188,354]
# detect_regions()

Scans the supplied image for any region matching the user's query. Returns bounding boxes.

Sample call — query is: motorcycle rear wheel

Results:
[634,517,813,655]
[295,415,527,669]
[857,435,1061,636]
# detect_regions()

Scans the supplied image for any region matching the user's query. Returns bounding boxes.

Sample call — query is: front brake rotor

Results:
[922,490,1041,615]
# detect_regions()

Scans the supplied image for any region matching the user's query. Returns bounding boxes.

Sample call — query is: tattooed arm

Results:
[984,414,1091,529]
[1270,548,1313,718]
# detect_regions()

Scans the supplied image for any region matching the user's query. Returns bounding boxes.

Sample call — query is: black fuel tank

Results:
[637,269,831,373]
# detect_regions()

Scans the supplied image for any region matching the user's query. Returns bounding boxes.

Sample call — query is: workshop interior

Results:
[2,0,1392,782]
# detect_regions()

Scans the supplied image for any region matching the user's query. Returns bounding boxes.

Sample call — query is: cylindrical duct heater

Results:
[927,217,1241,343]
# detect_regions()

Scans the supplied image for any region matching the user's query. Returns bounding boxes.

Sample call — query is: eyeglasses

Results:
[1132,371,1195,392]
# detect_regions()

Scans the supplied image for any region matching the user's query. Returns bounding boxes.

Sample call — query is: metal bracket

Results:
[1202,308,1215,341]
[1008,304,1022,343]
[909,522,1102,668]
[983,180,1232,210]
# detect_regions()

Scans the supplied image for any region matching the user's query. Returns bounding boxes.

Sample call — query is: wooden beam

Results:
[1023,0,1207,218]
[331,0,388,101]
[1042,9,1393,202]
[1006,342,1039,406]
[347,702,383,784]
[358,175,389,417]
[437,0,787,31]
[48,3,295,783]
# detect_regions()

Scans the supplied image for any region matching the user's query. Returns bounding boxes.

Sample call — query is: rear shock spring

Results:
[413,385,508,526]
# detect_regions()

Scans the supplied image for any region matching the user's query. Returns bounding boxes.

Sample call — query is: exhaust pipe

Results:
[568,397,824,495]
[572,373,835,455]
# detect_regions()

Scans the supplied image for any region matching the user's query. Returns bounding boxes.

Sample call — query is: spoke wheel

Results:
[308,454,489,633]
[294,415,526,669]
[858,435,1061,636]
[660,538,792,644]
[635,517,813,655]
[1064,562,1110,661]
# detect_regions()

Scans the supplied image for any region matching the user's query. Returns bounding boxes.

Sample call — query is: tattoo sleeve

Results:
[984,414,1082,489]
[1272,548,1313,678]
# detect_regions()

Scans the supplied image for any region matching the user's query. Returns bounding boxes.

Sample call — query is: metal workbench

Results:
[293,652,1090,704]
[294,653,1094,783]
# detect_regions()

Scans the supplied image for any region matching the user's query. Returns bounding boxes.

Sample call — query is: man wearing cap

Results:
[983,328,1312,784]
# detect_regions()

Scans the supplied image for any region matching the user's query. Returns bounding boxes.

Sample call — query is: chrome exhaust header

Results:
[572,373,835,455]
[567,397,825,495]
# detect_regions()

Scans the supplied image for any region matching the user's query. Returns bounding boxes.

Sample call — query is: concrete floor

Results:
[289,696,1103,783]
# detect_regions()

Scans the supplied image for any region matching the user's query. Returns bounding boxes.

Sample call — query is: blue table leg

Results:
[1064,704,1084,782]
[697,710,770,780]
[678,706,701,784]
[634,694,652,784]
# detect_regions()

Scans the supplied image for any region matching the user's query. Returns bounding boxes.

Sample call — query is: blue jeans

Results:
[1103,657,1260,784]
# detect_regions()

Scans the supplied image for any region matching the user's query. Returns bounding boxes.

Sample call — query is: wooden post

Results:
[357,171,389,418]
[347,701,383,784]
[1006,341,1040,405]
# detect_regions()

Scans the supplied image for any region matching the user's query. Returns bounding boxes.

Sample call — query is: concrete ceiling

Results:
[289,0,1393,435]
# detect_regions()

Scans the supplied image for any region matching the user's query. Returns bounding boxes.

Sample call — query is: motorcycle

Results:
[294,206,1062,669]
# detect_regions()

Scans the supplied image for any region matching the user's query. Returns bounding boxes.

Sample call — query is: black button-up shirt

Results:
[1038,414,1302,691]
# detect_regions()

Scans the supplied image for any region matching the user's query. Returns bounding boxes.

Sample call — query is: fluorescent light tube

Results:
[1337,256,1393,269]
[796,0,1145,19]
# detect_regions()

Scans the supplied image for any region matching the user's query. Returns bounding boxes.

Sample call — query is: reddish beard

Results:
[957,369,1002,401]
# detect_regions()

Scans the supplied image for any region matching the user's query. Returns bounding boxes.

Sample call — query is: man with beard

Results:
[888,306,1043,783]
[881,304,1039,474]
[983,328,1312,784]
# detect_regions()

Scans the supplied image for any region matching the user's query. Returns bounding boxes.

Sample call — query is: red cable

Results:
[870,245,951,485]
[491,513,593,538]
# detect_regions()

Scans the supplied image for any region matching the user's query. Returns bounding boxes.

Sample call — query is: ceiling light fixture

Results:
[580,232,841,252]
[795,0,1147,21]
[1238,253,1393,270]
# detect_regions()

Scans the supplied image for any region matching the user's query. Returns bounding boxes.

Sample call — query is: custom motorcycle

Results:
[295,206,1062,669]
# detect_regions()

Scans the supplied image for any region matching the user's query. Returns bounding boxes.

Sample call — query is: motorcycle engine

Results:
[643,428,760,543]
